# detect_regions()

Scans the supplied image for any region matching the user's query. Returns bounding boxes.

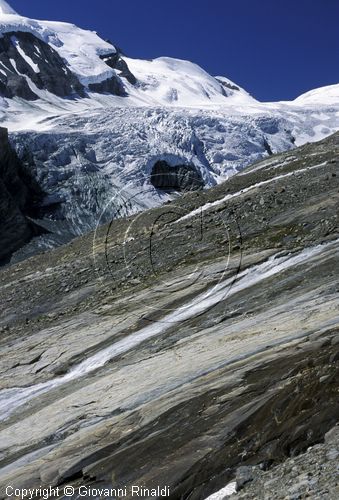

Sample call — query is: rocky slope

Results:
[230,425,339,499]
[0,132,338,498]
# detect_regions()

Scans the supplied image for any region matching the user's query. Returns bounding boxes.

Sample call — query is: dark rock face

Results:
[0,72,37,101]
[216,77,240,92]
[215,77,241,97]
[0,32,85,99]
[0,128,44,263]
[100,51,137,85]
[151,160,205,191]
[88,75,126,96]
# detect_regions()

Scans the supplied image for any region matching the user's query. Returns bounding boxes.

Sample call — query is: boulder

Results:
[151,160,204,192]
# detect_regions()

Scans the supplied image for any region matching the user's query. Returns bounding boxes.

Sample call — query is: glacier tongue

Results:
[11,100,339,257]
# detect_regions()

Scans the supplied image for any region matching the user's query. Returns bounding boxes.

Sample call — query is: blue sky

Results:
[9,0,339,101]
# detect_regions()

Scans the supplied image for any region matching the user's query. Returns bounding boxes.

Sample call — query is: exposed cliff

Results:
[0,32,85,100]
[0,127,44,263]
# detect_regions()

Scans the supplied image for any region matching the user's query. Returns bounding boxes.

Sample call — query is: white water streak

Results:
[0,239,336,421]
[176,162,327,223]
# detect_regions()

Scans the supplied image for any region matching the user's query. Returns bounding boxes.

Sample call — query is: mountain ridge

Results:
[0,0,338,118]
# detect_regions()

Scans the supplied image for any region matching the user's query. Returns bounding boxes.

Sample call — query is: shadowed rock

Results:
[88,75,126,96]
[151,160,205,191]
[100,50,137,85]
[0,32,85,99]
[0,127,45,263]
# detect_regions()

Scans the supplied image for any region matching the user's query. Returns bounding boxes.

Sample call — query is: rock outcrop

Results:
[0,31,135,99]
[88,75,126,96]
[0,32,85,99]
[100,49,137,85]
[151,160,205,191]
[0,127,44,263]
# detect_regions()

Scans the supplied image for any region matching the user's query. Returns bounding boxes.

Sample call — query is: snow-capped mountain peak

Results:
[0,0,17,15]
[0,2,261,127]
[293,83,339,105]
[0,5,117,90]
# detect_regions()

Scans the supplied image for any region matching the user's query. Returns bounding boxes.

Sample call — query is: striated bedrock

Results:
[0,32,85,99]
[0,132,338,498]
[0,127,44,263]
[151,160,205,191]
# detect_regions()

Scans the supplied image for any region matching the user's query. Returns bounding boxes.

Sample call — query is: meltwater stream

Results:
[0,240,336,421]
